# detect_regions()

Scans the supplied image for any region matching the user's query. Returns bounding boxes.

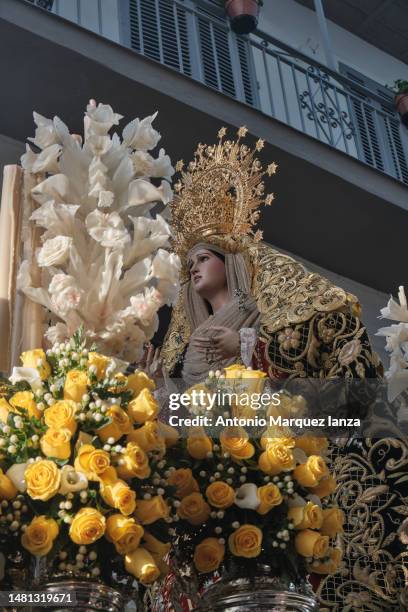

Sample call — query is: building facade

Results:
[1,0,407,361]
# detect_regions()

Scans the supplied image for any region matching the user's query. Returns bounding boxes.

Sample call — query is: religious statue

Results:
[145,127,407,611]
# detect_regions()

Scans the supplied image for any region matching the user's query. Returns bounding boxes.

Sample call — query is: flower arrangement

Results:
[0,328,179,593]
[18,101,180,362]
[377,286,408,401]
[156,364,344,589]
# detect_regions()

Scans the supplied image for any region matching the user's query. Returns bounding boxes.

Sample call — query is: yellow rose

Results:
[128,388,158,424]
[309,475,337,498]
[69,507,106,545]
[258,441,296,475]
[88,352,110,380]
[100,479,136,516]
[127,370,156,398]
[10,391,41,419]
[74,445,111,480]
[168,468,199,499]
[44,400,77,435]
[106,514,144,554]
[240,368,267,395]
[64,370,88,403]
[187,429,213,460]
[220,427,255,461]
[194,537,225,573]
[177,493,211,526]
[134,495,170,525]
[320,508,345,538]
[0,398,13,423]
[228,524,262,558]
[267,393,307,420]
[295,436,328,456]
[117,442,151,480]
[288,502,323,530]
[21,516,58,556]
[223,364,246,379]
[143,531,171,559]
[40,428,72,460]
[293,455,329,488]
[260,433,295,451]
[310,547,342,574]
[157,421,179,448]
[125,547,160,584]
[21,349,51,381]
[257,483,283,515]
[206,481,235,509]
[25,460,61,501]
[127,421,165,452]
[97,406,132,443]
[295,529,329,558]
[0,468,18,500]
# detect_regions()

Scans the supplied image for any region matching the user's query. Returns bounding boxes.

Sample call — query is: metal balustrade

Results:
[33,0,408,185]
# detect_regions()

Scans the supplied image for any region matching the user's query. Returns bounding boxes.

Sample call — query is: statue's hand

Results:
[140,344,163,381]
[193,326,240,361]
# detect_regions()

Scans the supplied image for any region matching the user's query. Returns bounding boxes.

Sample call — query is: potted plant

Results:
[394,79,408,127]
[225,0,263,35]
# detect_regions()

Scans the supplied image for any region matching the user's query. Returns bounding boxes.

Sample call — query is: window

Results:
[126,0,258,107]
[339,63,408,184]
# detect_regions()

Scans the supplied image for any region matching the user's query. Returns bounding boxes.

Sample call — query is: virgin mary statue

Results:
[149,128,407,611]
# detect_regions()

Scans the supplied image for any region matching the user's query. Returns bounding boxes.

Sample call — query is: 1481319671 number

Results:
[1,592,75,606]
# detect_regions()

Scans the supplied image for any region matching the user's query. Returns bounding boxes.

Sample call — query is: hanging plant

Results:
[225,0,263,35]
[394,80,408,127]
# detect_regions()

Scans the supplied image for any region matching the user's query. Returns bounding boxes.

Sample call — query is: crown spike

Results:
[171,129,278,262]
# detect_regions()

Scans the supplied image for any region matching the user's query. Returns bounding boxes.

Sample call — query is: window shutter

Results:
[196,4,257,105]
[129,0,192,76]
[339,64,408,184]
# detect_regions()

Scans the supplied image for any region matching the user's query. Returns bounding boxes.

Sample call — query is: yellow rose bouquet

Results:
[154,365,343,592]
[0,328,174,596]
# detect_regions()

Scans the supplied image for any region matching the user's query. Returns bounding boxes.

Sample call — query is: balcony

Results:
[47,0,408,186]
[1,0,407,298]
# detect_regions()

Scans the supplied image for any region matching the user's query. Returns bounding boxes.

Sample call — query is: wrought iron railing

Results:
[42,0,408,184]
[26,0,54,10]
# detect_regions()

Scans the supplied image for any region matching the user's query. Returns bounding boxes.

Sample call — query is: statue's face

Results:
[188,249,227,296]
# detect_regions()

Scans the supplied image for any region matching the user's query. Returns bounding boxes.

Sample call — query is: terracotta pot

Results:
[395,93,408,127]
[225,0,260,35]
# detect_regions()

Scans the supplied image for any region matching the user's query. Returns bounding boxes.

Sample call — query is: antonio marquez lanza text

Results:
[167,414,362,428]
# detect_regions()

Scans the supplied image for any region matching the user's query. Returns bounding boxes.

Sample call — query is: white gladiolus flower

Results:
[234,483,260,510]
[149,148,175,180]
[21,143,62,175]
[127,287,163,325]
[59,465,88,495]
[86,210,130,248]
[28,112,59,149]
[122,111,161,150]
[6,463,28,492]
[19,102,180,362]
[86,102,123,134]
[380,286,408,323]
[37,236,72,267]
[151,249,181,285]
[31,174,71,205]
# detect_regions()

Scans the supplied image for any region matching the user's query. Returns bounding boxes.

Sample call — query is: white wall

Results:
[259,0,407,87]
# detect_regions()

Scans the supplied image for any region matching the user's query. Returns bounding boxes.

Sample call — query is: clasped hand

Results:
[192,326,240,361]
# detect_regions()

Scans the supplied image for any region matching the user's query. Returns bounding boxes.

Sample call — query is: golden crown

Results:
[170,126,277,261]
